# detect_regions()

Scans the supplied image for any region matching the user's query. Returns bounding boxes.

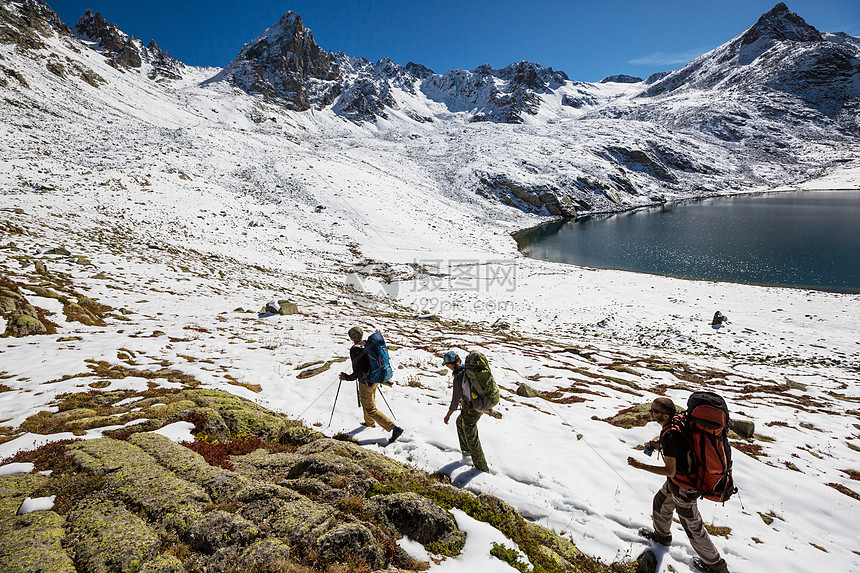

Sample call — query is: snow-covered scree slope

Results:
[0,1,859,572]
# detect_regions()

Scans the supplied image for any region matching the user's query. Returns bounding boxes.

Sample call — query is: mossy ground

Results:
[0,388,637,573]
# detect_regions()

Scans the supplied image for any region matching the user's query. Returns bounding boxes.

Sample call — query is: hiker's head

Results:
[348,327,363,343]
[649,397,676,423]
[442,350,461,370]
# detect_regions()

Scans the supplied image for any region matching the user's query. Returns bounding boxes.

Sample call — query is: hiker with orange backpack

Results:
[627,395,731,573]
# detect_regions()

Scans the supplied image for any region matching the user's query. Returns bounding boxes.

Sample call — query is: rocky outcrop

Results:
[0,0,72,51]
[0,387,623,573]
[0,278,53,337]
[76,10,186,81]
[599,75,642,83]
[480,175,577,218]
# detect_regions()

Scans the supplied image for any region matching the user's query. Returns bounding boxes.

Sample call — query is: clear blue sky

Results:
[48,0,860,82]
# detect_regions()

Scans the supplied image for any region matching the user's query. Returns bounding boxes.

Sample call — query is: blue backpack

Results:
[365,332,393,385]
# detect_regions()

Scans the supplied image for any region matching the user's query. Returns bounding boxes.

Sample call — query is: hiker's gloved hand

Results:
[443,410,453,424]
[339,372,347,381]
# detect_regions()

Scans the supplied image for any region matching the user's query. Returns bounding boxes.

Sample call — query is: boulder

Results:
[186,510,260,554]
[636,548,658,573]
[236,539,291,573]
[261,300,298,315]
[0,511,76,572]
[66,499,160,573]
[369,492,465,554]
[5,313,47,336]
[316,522,385,569]
[516,383,543,398]
[711,311,727,326]
[730,418,755,439]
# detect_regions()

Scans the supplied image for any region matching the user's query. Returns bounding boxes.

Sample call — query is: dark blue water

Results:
[515,190,860,293]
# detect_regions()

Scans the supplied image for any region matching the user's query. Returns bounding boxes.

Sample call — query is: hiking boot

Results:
[692,557,729,573]
[638,528,672,546]
[388,426,404,444]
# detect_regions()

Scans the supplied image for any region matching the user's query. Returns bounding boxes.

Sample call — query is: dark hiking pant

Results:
[653,479,722,566]
[456,402,488,472]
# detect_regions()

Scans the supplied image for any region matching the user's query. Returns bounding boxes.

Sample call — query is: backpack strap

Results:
[661,414,699,491]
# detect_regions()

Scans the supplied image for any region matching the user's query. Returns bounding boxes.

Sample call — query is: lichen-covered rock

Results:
[239,491,335,545]
[5,312,47,336]
[297,438,414,480]
[369,492,464,555]
[180,390,287,440]
[63,302,103,326]
[316,522,385,569]
[0,473,48,520]
[516,383,543,398]
[129,433,249,501]
[730,418,755,439]
[236,539,291,572]
[230,449,303,481]
[279,425,324,446]
[138,555,185,573]
[70,438,208,532]
[524,520,581,563]
[0,511,76,573]
[186,510,260,554]
[66,499,160,573]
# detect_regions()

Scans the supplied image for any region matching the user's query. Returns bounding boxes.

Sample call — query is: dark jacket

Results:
[344,343,371,384]
[660,427,693,476]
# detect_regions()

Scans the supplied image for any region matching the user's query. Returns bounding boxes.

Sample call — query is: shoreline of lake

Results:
[513,188,860,294]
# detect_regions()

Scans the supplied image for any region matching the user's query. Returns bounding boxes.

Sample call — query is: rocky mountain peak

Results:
[216,10,340,111]
[740,3,823,46]
[0,0,73,50]
[75,10,185,80]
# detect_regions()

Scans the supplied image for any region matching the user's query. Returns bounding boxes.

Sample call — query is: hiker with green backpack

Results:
[339,327,403,445]
[442,350,499,473]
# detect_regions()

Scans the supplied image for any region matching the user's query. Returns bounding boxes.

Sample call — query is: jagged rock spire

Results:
[739,2,823,46]
[217,11,341,111]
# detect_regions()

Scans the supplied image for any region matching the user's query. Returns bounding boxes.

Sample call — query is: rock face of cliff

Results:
[75,10,186,81]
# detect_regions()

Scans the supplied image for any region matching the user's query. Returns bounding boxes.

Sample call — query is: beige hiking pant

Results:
[653,479,722,565]
[358,382,395,431]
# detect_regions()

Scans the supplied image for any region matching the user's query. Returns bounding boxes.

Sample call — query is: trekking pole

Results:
[378,386,396,420]
[356,380,360,407]
[328,379,343,427]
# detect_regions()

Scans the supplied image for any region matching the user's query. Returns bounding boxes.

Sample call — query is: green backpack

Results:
[463,352,499,412]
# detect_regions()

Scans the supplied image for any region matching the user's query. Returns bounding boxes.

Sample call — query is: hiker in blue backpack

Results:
[442,351,490,472]
[339,327,403,444]
[627,397,730,573]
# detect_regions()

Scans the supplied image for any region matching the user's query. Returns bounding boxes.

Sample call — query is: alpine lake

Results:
[515,189,860,294]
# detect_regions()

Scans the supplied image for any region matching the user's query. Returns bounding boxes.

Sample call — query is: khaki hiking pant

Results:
[653,479,722,566]
[456,402,489,472]
[358,382,395,431]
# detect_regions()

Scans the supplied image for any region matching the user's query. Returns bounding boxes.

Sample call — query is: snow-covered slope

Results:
[1,2,859,572]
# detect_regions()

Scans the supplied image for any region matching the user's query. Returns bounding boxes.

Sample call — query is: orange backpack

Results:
[662,391,737,502]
